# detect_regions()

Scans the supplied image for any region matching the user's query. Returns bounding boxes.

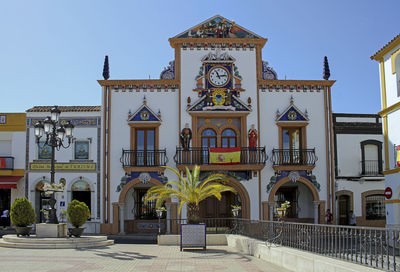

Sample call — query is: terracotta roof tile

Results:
[371,33,400,60]
[26,106,101,112]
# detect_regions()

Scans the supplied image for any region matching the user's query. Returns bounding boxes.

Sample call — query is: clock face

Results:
[208,67,230,87]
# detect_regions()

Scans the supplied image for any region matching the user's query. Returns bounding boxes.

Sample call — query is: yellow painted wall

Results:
[0,113,26,131]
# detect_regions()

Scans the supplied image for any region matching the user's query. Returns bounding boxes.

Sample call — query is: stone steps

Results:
[0,235,114,249]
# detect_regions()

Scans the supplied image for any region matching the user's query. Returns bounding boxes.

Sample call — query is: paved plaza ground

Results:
[0,244,289,272]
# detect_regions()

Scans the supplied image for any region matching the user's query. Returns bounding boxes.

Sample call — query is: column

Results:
[165,203,171,234]
[269,202,275,221]
[313,201,320,224]
[119,203,125,235]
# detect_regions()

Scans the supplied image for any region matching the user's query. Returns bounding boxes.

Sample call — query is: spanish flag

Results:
[397,146,400,167]
[209,147,241,165]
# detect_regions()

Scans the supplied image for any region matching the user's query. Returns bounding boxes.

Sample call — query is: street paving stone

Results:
[0,244,289,272]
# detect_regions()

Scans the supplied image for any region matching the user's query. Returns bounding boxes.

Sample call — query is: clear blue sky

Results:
[0,0,398,113]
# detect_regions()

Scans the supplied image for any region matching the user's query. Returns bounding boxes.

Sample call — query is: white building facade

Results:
[98,16,336,234]
[334,113,385,227]
[372,34,400,228]
[26,106,101,233]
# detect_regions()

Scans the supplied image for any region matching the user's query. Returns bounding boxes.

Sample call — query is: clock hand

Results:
[219,74,227,77]
[215,70,221,79]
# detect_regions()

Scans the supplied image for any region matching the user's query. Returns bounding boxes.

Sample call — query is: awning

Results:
[0,176,23,189]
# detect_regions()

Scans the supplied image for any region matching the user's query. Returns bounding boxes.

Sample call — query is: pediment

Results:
[276,97,308,122]
[128,99,161,123]
[173,15,262,39]
[188,93,251,112]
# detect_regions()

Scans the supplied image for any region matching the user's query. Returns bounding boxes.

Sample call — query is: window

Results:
[221,129,237,147]
[136,128,155,166]
[38,142,52,160]
[365,194,385,220]
[282,128,301,150]
[201,129,217,148]
[360,140,382,176]
[74,141,89,160]
[71,180,91,214]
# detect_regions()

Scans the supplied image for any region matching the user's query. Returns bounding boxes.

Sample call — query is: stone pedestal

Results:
[36,223,67,238]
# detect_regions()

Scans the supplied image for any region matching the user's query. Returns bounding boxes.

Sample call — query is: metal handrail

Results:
[120,149,168,167]
[271,148,318,166]
[174,147,267,165]
[163,218,400,271]
[361,160,383,176]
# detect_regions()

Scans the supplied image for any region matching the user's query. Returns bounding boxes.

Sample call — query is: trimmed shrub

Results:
[10,198,36,227]
[67,200,90,228]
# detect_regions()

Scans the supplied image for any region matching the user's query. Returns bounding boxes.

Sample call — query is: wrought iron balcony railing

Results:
[120,149,168,167]
[174,147,267,165]
[271,149,317,166]
[0,156,14,170]
[361,160,382,176]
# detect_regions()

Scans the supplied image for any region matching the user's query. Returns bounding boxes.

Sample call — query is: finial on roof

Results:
[102,55,110,80]
[143,96,147,105]
[323,56,330,80]
[290,95,294,104]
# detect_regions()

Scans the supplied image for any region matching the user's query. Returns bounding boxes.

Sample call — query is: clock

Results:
[208,66,230,87]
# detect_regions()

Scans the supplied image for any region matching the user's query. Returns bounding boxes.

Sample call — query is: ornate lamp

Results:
[34,106,74,224]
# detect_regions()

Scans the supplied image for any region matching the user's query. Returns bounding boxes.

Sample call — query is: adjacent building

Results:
[0,113,26,219]
[25,106,101,233]
[98,15,336,234]
[333,113,385,227]
[371,34,400,228]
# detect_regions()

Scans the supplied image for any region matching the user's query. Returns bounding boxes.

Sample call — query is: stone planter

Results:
[15,226,32,237]
[180,224,206,251]
[68,227,85,237]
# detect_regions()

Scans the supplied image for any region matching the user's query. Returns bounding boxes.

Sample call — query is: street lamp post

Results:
[34,106,74,224]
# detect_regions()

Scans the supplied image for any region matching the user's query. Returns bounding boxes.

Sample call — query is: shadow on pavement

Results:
[75,247,157,261]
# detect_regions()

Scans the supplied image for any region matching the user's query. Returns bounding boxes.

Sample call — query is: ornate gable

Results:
[128,97,161,123]
[188,93,251,112]
[173,15,262,39]
[276,96,308,122]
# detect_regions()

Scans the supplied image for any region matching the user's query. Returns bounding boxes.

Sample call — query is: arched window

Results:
[221,129,237,147]
[71,180,91,215]
[201,129,217,148]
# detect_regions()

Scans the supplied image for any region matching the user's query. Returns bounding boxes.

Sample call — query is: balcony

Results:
[120,149,168,172]
[361,160,383,177]
[271,149,317,171]
[174,147,267,171]
[0,156,14,170]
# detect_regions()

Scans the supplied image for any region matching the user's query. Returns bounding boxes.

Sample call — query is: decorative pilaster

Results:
[313,201,320,224]
[119,203,125,235]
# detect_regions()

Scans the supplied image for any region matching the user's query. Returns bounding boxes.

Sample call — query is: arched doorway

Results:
[34,180,51,223]
[268,177,320,223]
[117,177,173,234]
[199,177,250,220]
[71,179,91,214]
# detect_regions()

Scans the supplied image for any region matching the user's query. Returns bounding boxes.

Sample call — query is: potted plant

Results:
[10,198,36,237]
[231,205,241,217]
[144,165,235,250]
[40,209,49,223]
[67,200,90,237]
[276,201,290,218]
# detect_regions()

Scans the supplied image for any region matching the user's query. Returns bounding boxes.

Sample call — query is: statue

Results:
[180,124,192,149]
[248,125,257,148]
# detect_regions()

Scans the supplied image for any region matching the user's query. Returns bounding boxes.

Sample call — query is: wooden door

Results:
[338,195,350,225]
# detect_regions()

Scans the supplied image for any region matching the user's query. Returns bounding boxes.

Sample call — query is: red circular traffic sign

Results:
[385,187,392,199]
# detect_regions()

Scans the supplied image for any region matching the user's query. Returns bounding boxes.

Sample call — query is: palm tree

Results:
[144,165,236,224]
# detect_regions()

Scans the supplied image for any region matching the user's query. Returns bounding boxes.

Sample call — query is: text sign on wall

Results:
[385,187,393,200]
[30,163,96,171]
